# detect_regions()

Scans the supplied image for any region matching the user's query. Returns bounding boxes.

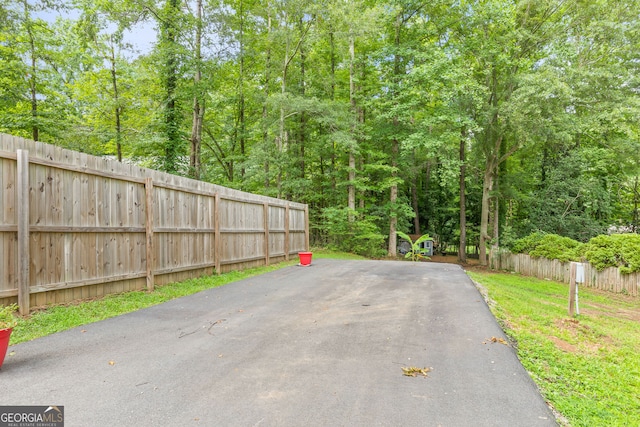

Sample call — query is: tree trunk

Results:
[276,14,311,198]
[458,129,467,263]
[26,10,38,142]
[299,18,307,183]
[162,0,180,173]
[492,187,500,247]
[424,160,432,231]
[238,0,246,182]
[262,9,272,189]
[633,176,639,233]
[348,34,356,220]
[109,42,123,162]
[387,12,402,258]
[329,30,337,194]
[388,147,398,257]
[189,0,204,179]
[479,159,496,265]
[412,173,420,235]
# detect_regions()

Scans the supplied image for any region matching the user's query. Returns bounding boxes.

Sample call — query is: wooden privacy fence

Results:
[490,250,639,296]
[0,134,309,313]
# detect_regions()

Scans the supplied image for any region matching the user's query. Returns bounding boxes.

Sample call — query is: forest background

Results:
[1,0,638,264]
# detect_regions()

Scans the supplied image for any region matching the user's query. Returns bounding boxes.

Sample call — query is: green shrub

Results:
[582,234,640,273]
[320,207,386,258]
[528,234,583,262]
[511,232,582,262]
[510,231,547,254]
[511,232,640,273]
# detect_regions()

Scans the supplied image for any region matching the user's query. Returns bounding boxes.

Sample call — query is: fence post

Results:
[144,178,155,292]
[284,204,290,261]
[568,262,577,317]
[17,149,30,315]
[214,193,220,274]
[304,205,309,251]
[264,202,270,266]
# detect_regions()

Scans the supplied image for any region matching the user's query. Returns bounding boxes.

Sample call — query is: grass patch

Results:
[310,247,368,260]
[9,249,361,346]
[468,270,640,427]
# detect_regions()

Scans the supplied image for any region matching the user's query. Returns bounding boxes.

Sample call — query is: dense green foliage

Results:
[0,303,19,329]
[317,207,387,258]
[1,0,638,259]
[582,234,640,274]
[511,232,583,263]
[510,232,640,273]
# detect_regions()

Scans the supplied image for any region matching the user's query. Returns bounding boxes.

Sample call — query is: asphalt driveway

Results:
[1,259,557,426]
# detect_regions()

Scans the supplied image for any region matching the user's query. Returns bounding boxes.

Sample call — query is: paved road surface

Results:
[1,259,557,426]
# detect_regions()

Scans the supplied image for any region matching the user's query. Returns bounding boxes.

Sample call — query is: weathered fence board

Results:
[490,250,639,296]
[0,134,309,312]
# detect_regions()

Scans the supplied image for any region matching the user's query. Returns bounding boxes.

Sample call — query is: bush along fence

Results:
[489,250,639,296]
[0,134,309,314]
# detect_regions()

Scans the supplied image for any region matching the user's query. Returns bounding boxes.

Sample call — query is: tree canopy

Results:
[1,0,638,261]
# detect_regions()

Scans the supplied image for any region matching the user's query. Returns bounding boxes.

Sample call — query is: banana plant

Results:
[396,231,433,262]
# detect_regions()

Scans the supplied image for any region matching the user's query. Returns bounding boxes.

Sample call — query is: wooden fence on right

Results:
[490,251,640,296]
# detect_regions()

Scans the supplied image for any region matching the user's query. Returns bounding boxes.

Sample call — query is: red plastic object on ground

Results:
[0,328,13,369]
[298,252,313,266]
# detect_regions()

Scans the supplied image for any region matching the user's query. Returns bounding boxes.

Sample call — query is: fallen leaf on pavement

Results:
[402,366,431,377]
[489,336,508,345]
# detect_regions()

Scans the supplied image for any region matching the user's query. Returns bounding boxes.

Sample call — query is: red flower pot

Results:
[0,327,13,369]
[298,252,313,266]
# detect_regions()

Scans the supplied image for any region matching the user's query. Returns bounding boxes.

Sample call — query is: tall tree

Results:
[459,0,571,264]
[1,0,63,141]
[189,0,204,178]
[158,0,183,173]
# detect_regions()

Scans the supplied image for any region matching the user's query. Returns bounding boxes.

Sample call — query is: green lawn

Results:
[468,270,640,427]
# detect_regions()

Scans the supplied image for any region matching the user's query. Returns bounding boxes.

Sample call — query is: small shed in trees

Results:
[398,234,434,257]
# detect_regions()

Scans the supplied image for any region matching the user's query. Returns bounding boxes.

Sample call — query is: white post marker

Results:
[575,263,584,315]
[569,262,585,317]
